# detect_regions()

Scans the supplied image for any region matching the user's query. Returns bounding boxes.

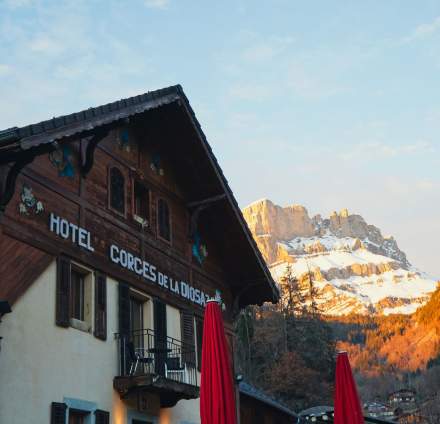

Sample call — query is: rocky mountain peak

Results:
[242,199,436,315]
[244,198,314,241]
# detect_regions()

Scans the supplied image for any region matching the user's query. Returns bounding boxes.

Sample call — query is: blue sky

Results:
[1,0,439,276]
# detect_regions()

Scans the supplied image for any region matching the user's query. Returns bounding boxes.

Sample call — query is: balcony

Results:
[114,329,199,408]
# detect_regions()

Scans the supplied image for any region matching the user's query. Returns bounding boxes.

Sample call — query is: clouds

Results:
[404,16,440,42]
[144,0,169,9]
[242,35,295,63]
[286,61,349,100]
[384,176,440,197]
[340,141,436,161]
[3,0,33,8]
[1,0,439,275]
[0,1,165,127]
[0,64,12,76]
[227,83,274,102]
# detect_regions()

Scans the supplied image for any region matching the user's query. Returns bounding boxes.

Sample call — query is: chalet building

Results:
[364,401,395,420]
[238,381,297,424]
[388,389,422,423]
[388,389,417,408]
[0,85,279,424]
[298,406,396,423]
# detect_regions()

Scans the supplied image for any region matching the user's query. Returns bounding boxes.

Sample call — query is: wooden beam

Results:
[187,193,226,209]
[80,129,109,176]
[187,194,227,241]
[0,154,35,213]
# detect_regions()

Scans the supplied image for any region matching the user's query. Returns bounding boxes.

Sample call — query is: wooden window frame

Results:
[108,165,127,218]
[132,179,151,228]
[156,197,172,245]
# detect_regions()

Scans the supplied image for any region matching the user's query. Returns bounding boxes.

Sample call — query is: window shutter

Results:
[153,298,167,375]
[50,402,66,424]
[56,256,70,327]
[94,409,110,424]
[94,272,107,340]
[196,317,204,372]
[181,310,196,366]
[154,298,167,340]
[118,282,130,336]
[118,282,131,374]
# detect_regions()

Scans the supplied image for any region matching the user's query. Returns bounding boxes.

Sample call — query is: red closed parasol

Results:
[334,351,365,424]
[200,300,237,424]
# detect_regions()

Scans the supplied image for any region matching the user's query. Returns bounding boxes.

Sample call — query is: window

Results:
[130,297,144,333]
[157,198,171,242]
[133,181,150,225]
[56,257,105,336]
[69,410,88,424]
[109,167,125,215]
[68,266,92,330]
[130,297,144,350]
[70,269,85,321]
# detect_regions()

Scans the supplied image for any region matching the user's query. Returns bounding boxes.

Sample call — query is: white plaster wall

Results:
[0,260,120,423]
[160,398,201,424]
[0,259,203,424]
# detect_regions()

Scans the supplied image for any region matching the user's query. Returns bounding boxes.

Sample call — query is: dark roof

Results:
[239,382,297,417]
[0,85,279,306]
[0,86,181,154]
[299,406,395,424]
[299,405,333,416]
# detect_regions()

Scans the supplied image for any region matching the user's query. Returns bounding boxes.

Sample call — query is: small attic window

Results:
[109,167,125,215]
[133,181,150,226]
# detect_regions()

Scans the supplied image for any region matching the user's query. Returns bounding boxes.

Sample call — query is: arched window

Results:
[109,167,125,215]
[157,198,171,242]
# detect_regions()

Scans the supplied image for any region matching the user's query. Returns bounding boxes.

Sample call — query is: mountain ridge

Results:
[242,199,438,316]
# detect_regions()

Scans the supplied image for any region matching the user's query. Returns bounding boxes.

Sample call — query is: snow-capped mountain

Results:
[242,199,438,315]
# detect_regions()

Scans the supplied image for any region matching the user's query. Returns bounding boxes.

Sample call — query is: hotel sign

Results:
[49,213,211,306]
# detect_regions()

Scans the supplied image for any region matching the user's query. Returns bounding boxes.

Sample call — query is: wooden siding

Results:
[1,114,234,321]
[0,233,53,305]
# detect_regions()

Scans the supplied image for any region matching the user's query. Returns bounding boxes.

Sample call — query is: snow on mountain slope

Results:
[242,199,438,316]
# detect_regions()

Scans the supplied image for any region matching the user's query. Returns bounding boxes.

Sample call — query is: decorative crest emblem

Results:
[49,144,75,178]
[192,231,208,265]
[18,184,44,216]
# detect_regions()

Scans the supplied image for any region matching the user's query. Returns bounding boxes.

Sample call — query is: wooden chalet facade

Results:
[0,85,279,424]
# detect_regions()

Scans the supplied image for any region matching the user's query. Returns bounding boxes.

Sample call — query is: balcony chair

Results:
[127,341,153,376]
[165,356,188,383]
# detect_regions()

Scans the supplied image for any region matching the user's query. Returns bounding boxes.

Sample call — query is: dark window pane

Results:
[158,199,170,241]
[110,168,125,214]
[70,270,84,321]
[130,297,144,350]
[134,182,149,221]
[69,410,87,424]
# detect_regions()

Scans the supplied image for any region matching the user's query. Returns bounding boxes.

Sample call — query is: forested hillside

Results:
[234,274,440,416]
